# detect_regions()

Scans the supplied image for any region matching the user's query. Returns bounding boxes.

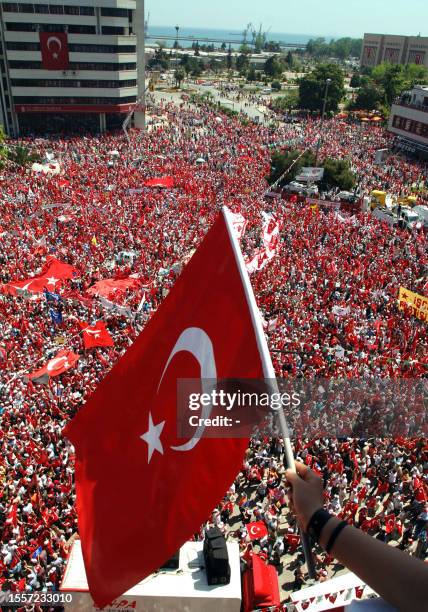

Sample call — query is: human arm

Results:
[286,461,428,612]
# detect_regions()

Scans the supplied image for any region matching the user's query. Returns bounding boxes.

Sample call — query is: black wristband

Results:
[306,508,332,542]
[326,520,348,554]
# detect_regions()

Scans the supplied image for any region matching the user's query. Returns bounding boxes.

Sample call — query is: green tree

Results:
[174,68,185,88]
[271,90,299,112]
[371,63,405,105]
[7,145,40,166]
[322,158,356,190]
[352,83,383,111]
[264,55,283,79]
[227,45,233,71]
[298,63,345,113]
[271,80,281,91]
[0,125,7,169]
[148,47,170,71]
[349,73,361,88]
[247,66,257,82]
[286,51,294,69]
[194,42,200,56]
[221,42,227,51]
[267,149,316,185]
[236,53,250,74]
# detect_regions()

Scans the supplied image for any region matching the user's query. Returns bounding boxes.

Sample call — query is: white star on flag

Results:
[140,413,165,463]
[46,276,59,285]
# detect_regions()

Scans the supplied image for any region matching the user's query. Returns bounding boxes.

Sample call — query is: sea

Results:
[147,25,330,49]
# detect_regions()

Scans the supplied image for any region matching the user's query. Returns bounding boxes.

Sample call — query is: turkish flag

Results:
[39,32,69,70]
[80,321,114,349]
[29,349,80,384]
[2,257,76,296]
[64,208,270,607]
[144,176,174,188]
[247,521,268,540]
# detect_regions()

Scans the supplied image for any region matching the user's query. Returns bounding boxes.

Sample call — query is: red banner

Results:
[40,32,69,70]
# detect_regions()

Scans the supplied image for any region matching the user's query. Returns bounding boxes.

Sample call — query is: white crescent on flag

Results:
[47,36,62,52]
[157,327,217,452]
[47,356,69,373]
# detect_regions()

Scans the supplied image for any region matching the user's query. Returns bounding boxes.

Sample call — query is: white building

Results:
[388,85,428,158]
[361,34,428,69]
[0,0,145,135]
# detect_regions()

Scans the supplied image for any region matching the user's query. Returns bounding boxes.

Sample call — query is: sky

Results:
[146,0,428,39]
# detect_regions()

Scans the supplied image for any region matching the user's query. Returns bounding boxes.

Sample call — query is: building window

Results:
[9,59,137,71]
[14,95,137,104]
[100,7,128,17]
[6,41,136,53]
[64,5,79,14]
[12,78,137,88]
[101,26,125,35]
[37,4,50,13]
[79,6,95,15]
[2,3,19,11]
[18,3,34,12]
[49,5,64,13]
[68,43,136,54]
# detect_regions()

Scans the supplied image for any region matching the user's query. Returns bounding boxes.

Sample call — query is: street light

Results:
[175,25,180,69]
[315,78,332,165]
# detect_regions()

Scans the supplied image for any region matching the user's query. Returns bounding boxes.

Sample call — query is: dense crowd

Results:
[0,97,426,599]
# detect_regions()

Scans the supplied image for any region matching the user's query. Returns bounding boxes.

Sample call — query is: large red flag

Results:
[79,321,114,349]
[39,32,69,70]
[29,349,80,384]
[64,208,272,606]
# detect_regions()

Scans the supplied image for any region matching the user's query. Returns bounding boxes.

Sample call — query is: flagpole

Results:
[222,206,316,579]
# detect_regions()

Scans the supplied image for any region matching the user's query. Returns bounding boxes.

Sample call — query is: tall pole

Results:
[175,25,180,71]
[315,78,331,166]
[134,0,146,131]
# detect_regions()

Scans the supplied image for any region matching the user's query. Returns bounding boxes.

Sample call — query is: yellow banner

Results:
[398,287,428,323]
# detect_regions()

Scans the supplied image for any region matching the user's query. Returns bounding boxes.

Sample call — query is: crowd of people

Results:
[0,94,426,601]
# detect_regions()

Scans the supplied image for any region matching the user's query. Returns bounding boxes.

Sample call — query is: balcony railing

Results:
[393,98,428,113]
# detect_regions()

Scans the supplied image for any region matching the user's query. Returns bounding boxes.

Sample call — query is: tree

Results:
[264,55,283,79]
[7,145,40,166]
[349,74,361,88]
[267,149,316,185]
[271,80,281,91]
[221,42,227,51]
[271,90,299,112]
[322,158,356,191]
[352,83,383,111]
[286,51,294,69]
[371,63,405,105]
[227,45,233,71]
[148,47,170,71]
[174,68,185,88]
[298,63,345,113]
[194,42,200,56]
[0,125,7,169]
[236,53,250,74]
[247,66,257,82]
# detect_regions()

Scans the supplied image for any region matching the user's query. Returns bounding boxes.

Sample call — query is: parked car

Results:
[284,182,318,196]
[337,190,357,202]
[413,205,428,230]
[285,181,306,193]
[397,208,423,230]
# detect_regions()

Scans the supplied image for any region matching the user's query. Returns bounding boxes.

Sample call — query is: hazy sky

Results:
[146,0,428,38]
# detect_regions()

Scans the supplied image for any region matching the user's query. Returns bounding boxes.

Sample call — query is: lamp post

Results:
[175,25,180,69]
[315,77,332,166]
